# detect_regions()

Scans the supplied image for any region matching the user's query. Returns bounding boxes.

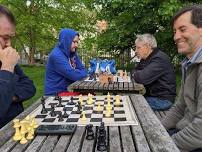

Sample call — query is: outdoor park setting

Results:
[1,0,186,107]
[0,0,202,152]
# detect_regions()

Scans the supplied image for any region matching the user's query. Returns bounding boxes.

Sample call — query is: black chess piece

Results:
[68,96,75,105]
[54,93,60,100]
[63,107,69,118]
[50,104,56,117]
[76,102,82,114]
[89,74,94,80]
[58,112,64,122]
[41,101,48,114]
[97,122,107,151]
[40,96,48,114]
[93,74,97,81]
[57,96,63,107]
[41,96,46,103]
[76,104,81,114]
[86,124,94,140]
[99,122,106,136]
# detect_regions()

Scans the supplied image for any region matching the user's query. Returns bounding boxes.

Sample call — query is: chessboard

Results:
[31,95,138,126]
[85,75,131,83]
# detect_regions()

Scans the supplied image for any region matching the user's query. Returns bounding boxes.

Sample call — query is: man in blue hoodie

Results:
[45,28,87,95]
[0,5,36,129]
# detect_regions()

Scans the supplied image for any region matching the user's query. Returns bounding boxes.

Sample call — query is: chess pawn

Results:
[106,99,112,110]
[107,92,110,101]
[20,120,28,144]
[20,132,28,144]
[87,94,93,105]
[120,70,123,77]
[79,95,84,105]
[30,116,38,129]
[81,111,86,121]
[25,115,31,128]
[115,95,121,105]
[105,109,111,117]
[26,126,34,140]
[97,102,101,111]
[13,119,22,141]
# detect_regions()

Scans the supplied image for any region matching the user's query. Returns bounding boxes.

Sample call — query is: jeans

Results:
[167,129,202,152]
[145,97,172,111]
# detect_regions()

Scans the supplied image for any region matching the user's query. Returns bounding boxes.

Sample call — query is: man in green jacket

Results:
[161,5,202,152]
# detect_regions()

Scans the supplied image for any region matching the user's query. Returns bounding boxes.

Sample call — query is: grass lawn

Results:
[21,65,182,109]
[21,65,45,109]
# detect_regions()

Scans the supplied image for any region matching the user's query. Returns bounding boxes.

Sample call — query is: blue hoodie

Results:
[45,28,87,95]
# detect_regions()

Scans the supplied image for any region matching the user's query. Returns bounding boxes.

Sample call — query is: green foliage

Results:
[1,0,202,67]
[21,65,45,108]
[0,0,97,63]
[85,0,202,66]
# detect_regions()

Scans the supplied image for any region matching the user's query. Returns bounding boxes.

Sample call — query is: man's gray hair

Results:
[135,34,157,48]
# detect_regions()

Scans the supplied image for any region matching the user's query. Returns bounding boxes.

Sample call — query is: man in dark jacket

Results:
[0,5,36,129]
[132,33,176,110]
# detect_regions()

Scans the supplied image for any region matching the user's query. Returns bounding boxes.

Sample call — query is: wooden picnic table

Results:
[68,75,146,95]
[0,94,179,152]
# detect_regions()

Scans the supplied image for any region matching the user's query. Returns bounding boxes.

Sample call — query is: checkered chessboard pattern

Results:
[31,96,138,126]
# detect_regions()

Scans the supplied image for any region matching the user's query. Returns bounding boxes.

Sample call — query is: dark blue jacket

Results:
[132,48,176,102]
[0,64,36,128]
[45,28,87,95]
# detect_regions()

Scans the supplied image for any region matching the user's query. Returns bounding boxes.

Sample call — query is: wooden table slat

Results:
[113,82,119,91]
[130,95,180,152]
[108,83,114,91]
[123,82,129,91]
[66,127,85,152]
[80,81,87,90]
[38,136,58,152]
[69,80,83,90]
[25,135,47,152]
[52,135,72,152]
[0,138,17,152]
[120,126,136,152]
[93,82,101,90]
[118,82,124,91]
[10,140,32,152]
[128,82,134,91]
[88,81,97,90]
[109,127,122,152]
[129,96,151,152]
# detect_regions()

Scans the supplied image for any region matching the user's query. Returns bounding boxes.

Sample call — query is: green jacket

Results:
[161,55,202,151]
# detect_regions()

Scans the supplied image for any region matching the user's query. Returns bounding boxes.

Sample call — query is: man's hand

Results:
[0,45,20,73]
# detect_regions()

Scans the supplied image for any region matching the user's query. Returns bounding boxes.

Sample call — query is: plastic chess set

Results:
[30,93,138,126]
